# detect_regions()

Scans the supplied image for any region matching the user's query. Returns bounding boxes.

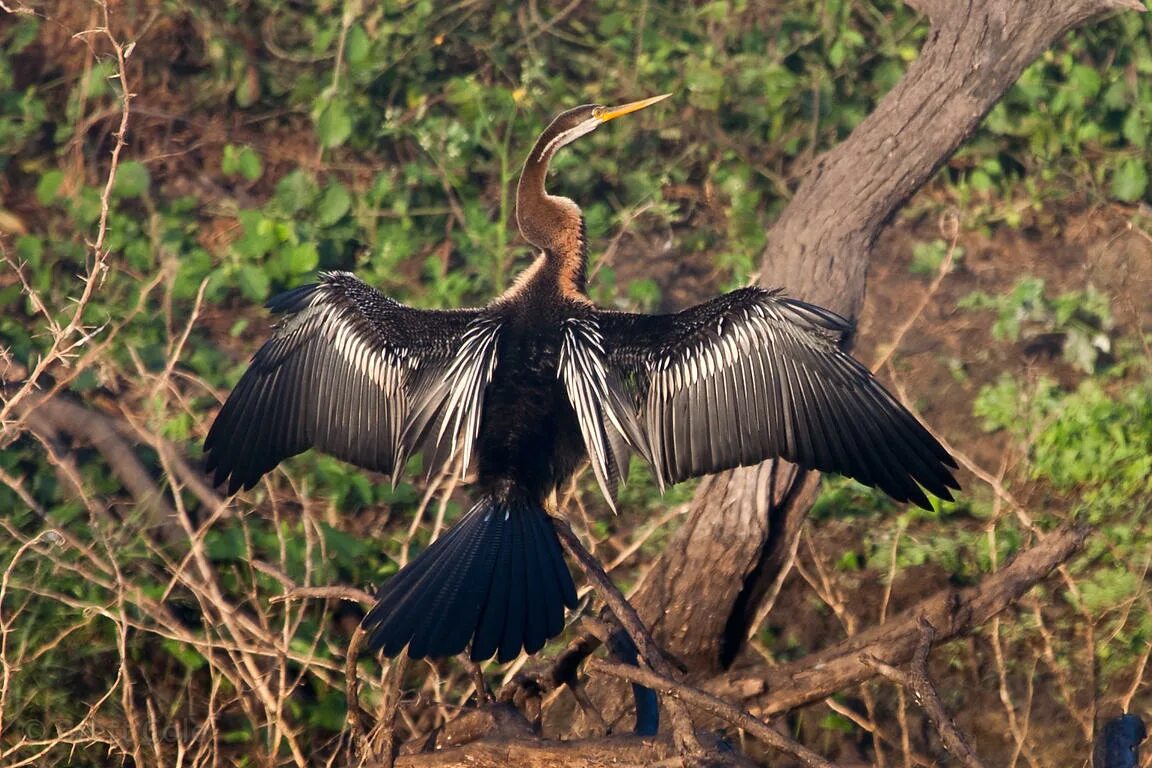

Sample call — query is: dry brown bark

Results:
[389,704,755,767]
[629,0,1145,676]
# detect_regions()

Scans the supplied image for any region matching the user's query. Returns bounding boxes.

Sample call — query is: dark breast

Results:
[475,300,587,499]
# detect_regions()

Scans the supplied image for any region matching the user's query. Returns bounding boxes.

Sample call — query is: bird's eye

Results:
[591,106,604,118]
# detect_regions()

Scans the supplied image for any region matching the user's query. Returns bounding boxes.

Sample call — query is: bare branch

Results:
[272,586,376,606]
[0,0,134,425]
[720,525,1089,717]
[555,519,701,755]
[862,618,986,768]
[391,724,755,768]
[13,393,184,543]
[586,658,836,768]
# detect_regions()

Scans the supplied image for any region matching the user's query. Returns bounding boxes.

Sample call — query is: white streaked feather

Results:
[558,318,652,509]
[411,317,500,479]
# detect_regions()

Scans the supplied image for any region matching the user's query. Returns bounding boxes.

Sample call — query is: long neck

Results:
[514,133,588,298]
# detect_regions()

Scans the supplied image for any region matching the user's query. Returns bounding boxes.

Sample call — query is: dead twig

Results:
[585,658,836,768]
[13,393,184,543]
[872,209,961,373]
[365,653,408,768]
[554,519,702,755]
[862,618,986,768]
[271,585,376,606]
[0,1,134,426]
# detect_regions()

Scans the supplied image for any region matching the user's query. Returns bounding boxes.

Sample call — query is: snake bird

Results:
[204,94,959,662]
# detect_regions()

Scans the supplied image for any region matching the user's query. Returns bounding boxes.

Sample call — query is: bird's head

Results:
[516,93,671,261]
[533,93,672,162]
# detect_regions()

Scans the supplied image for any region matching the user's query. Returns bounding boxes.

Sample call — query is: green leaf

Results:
[233,210,277,260]
[685,64,725,111]
[237,146,263,181]
[282,242,319,275]
[274,170,318,215]
[345,23,370,66]
[1110,158,1148,202]
[969,168,993,192]
[317,182,352,226]
[828,39,846,69]
[233,62,260,108]
[6,16,40,54]
[162,638,207,672]
[221,144,240,176]
[222,144,263,181]
[1066,64,1102,109]
[320,523,369,560]
[316,100,352,148]
[112,161,151,198]
[205,526,247,561]
[237,263,271,301]
[34,170,64,205]
[1122,109,1147,149]
[15,235,44,268]
[81,59,116,99]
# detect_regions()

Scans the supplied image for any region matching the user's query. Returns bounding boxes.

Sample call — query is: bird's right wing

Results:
[595,287,958,509]
[204,271,499,493]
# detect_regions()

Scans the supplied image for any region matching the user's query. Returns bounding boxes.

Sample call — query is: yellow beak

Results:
[597,93,673,123]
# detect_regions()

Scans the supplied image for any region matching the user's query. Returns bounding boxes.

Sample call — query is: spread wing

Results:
[204,271,499,493]
[591,287,958,509]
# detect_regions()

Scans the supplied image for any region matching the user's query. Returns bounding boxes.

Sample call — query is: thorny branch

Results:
[0,1,134,428]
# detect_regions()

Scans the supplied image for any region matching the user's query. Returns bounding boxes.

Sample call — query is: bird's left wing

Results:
[204,271,499,493]
[593,287,959,510]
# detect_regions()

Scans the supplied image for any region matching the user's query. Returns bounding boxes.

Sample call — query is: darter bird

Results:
[204,93,959,663]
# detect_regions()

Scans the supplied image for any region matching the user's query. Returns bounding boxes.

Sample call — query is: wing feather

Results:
[596,287,959,510]
[556,317,651,510]
[205,271,499,493]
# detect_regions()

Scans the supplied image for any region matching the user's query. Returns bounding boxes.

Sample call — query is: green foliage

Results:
[221,144,264,182]
[963,281,1152,682]
[908,238,964,276]
[974,373,1152,525]
[966,12,1152,210]
[959,277,1114,373]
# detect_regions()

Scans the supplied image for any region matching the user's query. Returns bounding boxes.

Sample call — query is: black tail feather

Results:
[362,489,578,662]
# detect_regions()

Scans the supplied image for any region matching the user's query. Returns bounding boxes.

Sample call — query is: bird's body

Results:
[474,297,586,499]
[205,95,959,662]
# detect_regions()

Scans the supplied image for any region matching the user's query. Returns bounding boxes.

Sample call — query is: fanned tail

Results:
[361,487,578,662]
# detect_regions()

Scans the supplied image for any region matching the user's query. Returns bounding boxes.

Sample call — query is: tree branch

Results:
[862,618,986,768]
[555,520,702,755]
[585,658,836,768]
[710,525,1089,716]
[391,722,755,768]
[14,392,185,543]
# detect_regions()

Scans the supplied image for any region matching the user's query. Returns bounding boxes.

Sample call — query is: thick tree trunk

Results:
[630,0,1145,675]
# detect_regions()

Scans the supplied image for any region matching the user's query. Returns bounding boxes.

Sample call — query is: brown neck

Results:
[514,131,588,299]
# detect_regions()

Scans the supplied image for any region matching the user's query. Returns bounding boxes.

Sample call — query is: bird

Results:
[204,93,959,663]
